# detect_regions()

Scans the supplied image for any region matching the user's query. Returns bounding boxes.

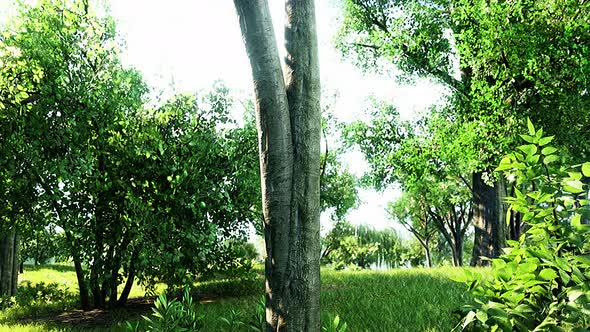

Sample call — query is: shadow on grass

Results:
[4,264,264,331]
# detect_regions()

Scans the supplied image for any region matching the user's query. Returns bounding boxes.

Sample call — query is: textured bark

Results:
[470,172,506,266]
[234,0,321,330]
[0,232,18,297]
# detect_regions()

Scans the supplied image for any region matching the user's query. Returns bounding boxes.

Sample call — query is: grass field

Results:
[0,265,479,331]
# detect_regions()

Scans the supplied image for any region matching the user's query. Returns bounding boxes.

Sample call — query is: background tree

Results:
[345,100,472,266]
[233,0,322,330]
[322,221,403,269]
[387,193,437,268]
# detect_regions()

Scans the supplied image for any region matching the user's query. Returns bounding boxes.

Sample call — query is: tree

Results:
[322,221,403,269]
[336,0,590,265]
[1,0,261,309]
[387,193,436,268]
[233,0,322,330]
[345,101,472,266]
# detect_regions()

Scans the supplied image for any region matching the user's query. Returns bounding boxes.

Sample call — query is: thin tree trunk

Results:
[471,172,506,266]
[455,235,463,267]
[66,229,91,311]
[233,1,321,330]
[117,249,139,307]
[424,241,432,268]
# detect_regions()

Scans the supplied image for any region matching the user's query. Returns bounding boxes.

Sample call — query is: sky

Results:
[1,0,445,235]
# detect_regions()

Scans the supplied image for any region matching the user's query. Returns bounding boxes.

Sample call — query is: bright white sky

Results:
[2,0,445,235]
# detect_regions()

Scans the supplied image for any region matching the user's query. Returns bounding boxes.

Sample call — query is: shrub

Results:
[126,287,204,332]
[455,120,590,331]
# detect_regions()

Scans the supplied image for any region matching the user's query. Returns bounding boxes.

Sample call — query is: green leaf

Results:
[517,144,537,156]
[541,146,558,155]
[571,214,582,229]
[527,118,535,136]
[462,311,477,329]
[519,134,536,144]
[568,172,583,181]
[517,262,537,274]
[539,268,558,281]
[562,180,585,194]
[538,136,554,146]
[582,162,590,177]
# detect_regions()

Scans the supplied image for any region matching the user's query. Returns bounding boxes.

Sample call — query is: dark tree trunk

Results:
[234,0,322,330]
[471,172,506,266]
[452,234,463,267]
[66,227,91,311]
[508,209,523,241]
[117,249,138,307]
[507,184,523,240]
[0,232,19,297]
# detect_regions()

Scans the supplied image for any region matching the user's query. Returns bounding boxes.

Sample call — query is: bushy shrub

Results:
[455,121,590,331]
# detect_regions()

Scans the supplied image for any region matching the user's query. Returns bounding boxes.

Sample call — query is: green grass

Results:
[0,264,485,331]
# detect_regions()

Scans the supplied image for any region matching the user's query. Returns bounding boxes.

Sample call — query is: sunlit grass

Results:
[1,264,488,331]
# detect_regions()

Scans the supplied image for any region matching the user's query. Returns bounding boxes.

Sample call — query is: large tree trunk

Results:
[470,172,506,266]
[233,1,321,330]
[0,232,19,297]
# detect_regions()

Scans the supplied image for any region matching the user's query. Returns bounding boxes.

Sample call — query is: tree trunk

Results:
[0,231,19,296]
[424,243,432,268]
[117,249,138,307]
[470,172,506,266]
[66,228,91,311]
[507,184,523,240]
[451,233,463,267]
[0,232,18,297]
[233,1,322,330]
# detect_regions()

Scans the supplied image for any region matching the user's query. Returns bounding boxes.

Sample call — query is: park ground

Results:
[0,265,480,332]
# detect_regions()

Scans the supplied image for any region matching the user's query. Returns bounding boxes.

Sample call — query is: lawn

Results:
[0,265,479,331]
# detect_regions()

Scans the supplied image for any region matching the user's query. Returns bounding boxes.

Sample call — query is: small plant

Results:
[454,120,590,331]
[322,314,348,332]
[245,295,266,332]
[219,308,245,331]
[219,295,265,331]
[126,286,204,332]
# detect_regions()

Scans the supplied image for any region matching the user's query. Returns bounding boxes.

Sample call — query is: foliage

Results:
[126,287,204,332]
[455,121,590,331]
[322,315,348,332]
[344,100,472,266]
[1,0,261,307]
[322,221,403,269]
[320,152,359,221]
[20,226,68,265]
[337,0,590,167]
